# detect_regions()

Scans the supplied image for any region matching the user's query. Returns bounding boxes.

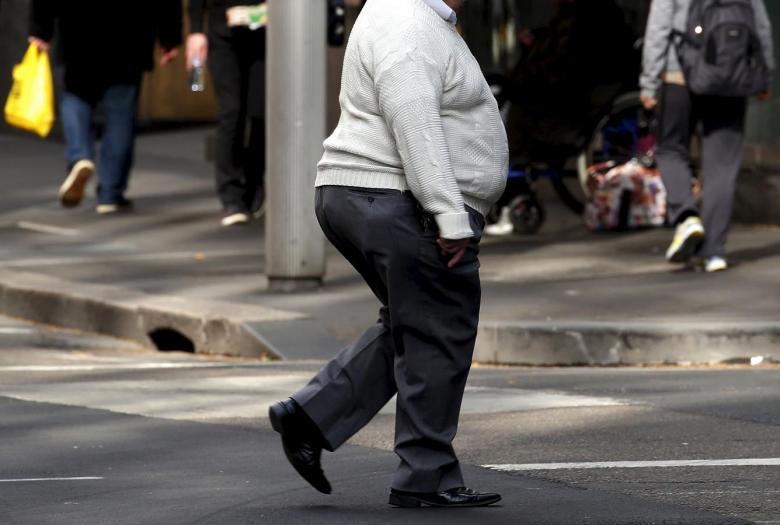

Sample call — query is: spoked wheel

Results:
[508,193,546,235]
[576,91,645,198]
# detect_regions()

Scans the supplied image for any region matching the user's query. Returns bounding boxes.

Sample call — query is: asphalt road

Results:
[0,316,778,524]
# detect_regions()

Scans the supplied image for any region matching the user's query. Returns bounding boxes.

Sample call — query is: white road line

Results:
[653,490,780,496]
[0,477,103,483]
[0,327,36,335]
[17,221,80,237]
[0,362,242,372]
[484,458,780,471]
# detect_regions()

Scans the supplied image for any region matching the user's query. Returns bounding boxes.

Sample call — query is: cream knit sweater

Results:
[316,0,508,239]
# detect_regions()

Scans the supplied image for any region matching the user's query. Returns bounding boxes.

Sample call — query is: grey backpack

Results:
[677,0,770,97]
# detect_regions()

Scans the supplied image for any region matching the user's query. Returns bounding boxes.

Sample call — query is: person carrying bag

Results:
[4,42,55,138]
[27,0,182,213]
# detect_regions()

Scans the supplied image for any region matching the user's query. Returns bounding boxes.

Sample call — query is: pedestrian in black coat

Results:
[29,0,182,213]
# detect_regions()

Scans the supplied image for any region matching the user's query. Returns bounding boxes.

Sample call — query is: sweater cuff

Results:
[435,212,474,240]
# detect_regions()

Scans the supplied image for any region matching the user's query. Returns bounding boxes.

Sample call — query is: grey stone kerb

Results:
[2,268,778,365]
[475,320,780,366]
[0,269,318,359]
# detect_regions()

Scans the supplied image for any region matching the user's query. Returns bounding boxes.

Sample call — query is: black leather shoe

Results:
[389,487,501,508]
[268,399,332,494]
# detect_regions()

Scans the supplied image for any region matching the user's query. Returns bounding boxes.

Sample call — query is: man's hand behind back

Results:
[437,237,471,268]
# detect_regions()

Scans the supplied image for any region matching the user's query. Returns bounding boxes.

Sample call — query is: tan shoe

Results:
[59,159,94,208]
[221,211,251,227]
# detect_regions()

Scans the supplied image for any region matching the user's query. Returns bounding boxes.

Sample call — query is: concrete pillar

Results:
[265,0,327,292]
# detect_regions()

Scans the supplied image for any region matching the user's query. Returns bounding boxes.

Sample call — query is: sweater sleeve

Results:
[29,0,57,42]
[373,41,473,240]
[189,0,206,34]
[640,0,675,99]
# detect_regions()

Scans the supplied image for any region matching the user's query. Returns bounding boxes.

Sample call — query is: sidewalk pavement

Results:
[1,129,778,365]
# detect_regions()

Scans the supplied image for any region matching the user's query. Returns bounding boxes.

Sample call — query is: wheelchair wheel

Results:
[576,91,644,198]
[508,194,545,235]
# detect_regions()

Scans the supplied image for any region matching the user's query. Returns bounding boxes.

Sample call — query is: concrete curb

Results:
[3,269,778,366]
[475,321,780,366]
[0,269,337,360]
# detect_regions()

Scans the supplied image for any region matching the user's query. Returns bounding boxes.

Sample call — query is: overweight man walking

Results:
[269,0,508,509]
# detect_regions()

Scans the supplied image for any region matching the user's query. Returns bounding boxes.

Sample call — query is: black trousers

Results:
[293,186,484,493]
[208,18,266,213]
[656,83,747,258]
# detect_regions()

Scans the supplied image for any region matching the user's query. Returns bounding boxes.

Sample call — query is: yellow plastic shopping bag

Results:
[4,43,55,138]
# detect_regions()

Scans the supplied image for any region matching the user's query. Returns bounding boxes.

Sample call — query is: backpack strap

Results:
[671,28,699,48]
[705,34,718,65]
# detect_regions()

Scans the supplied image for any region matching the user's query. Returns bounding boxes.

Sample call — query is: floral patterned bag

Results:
[584,159,667,231]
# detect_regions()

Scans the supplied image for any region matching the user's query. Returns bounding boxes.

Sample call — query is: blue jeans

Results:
[60,83,139,205]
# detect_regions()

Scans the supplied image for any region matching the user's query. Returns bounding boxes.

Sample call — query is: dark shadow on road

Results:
[729,241,780,264]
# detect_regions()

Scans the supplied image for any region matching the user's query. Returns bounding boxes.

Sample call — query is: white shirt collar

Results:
[420,0,457,24]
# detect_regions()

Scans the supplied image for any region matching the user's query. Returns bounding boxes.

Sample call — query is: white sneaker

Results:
[96,198,133,215]
[485,206,514,236]
[221,212,251,227]
[666,216,705,263]
[59,159,94,208]
[704,256,728,273]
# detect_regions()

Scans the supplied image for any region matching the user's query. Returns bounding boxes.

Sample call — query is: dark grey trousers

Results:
[209,18,266,213]
[656,83,747,258]
[292,186,484,493]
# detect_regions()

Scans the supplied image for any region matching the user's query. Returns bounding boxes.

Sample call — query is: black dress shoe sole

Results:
[389,492,502,508]
[269,401,332,495]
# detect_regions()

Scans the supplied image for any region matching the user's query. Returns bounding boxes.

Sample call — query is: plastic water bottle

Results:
[190,57,205,93]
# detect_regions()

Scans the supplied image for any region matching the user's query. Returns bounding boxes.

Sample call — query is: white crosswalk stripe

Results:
[0,477,103,483]
[485,458,780,471]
